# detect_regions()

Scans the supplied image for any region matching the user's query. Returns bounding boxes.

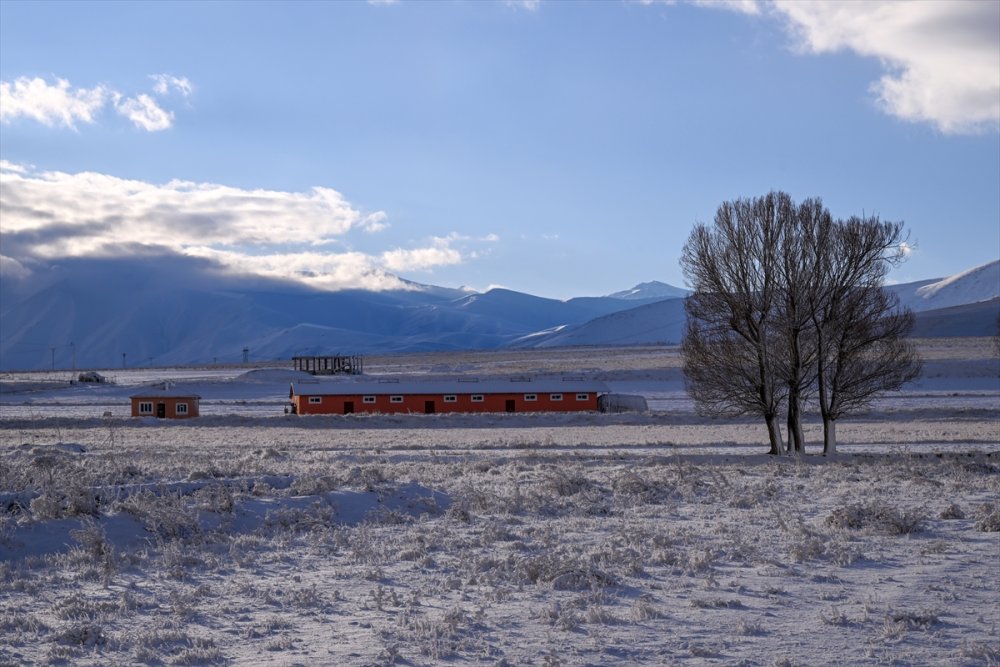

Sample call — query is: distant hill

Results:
[911,298,1000,338]
[515,297,687,348]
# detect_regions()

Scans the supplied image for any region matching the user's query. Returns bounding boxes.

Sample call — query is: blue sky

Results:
[2,0,998,299]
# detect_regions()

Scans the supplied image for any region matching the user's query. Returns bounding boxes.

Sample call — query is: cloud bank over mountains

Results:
[0,162,493,292]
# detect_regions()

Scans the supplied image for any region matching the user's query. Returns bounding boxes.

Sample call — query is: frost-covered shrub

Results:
[513,552,616,590]
[825,502,925,535]
[888,609,940,629]
[28,485,100,520]
[52,622,106,648]
[117,490,200,540]
[67,519,117,579]
[347,465,388,492]
[538,601,581,632]
[391,606,481,660]
[974,503,1000,532]
[544,470,592,497]
[289,474,340,496]
[939,502,965,520]
[630,598,664,621]
[27,493,63,520]
[0,611,49,637]
[611,471,654,502]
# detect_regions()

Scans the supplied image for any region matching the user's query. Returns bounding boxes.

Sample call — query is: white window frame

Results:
[576,393,589,401]
[176,403,188,415]
[471,394,484,403]
[138,401,153,414]
[524,394,537,402]
[443,395,457,403]
[363,395,376,404]
[308,396,322,404]
[390,395,404,404]
[550,393,563,401]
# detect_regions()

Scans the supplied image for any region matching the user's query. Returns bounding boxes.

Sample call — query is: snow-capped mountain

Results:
[515,261,1000,349]
[607,280,690,300]
[0,255,660,370]
[1,257,996,370]
[889,260,999,312]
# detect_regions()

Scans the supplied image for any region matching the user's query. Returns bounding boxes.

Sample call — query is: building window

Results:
[550,393,563,401]
[176,403,188,414]
[471,394,484,402]
[443,395,457,403]
[308,396,322,404]
[390,395,403,403]
[524,394,537,401]
[576,393,589,401]
[363,396,376,404]
[139,401,153,414]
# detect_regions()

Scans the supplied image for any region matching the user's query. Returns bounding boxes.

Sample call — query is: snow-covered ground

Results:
[1,341,997,665]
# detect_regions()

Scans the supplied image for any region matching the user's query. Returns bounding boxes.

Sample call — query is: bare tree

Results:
[682,193,920,456]
[807,215,920,455]
[681,193,791,455]
[775,198,829,453]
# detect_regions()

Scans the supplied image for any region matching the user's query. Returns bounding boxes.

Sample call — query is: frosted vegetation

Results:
[1,341,997,665]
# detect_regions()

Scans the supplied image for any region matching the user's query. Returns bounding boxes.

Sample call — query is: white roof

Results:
[130,389,202,399]
[290,376,609,397]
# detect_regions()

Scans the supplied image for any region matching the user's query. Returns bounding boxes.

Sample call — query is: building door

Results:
[424,400,435,414]
[156,403,166,418]
[505,399,515,413]
[344,401,354,414]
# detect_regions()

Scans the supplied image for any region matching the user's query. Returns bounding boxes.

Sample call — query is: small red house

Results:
[130,390,200,419]
[289,377,609,416]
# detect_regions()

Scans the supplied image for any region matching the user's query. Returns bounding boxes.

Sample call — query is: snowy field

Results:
[1,340,998,665]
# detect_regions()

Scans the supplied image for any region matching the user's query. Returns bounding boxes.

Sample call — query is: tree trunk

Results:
[766,415,784,456]
[786,395,805,454]
[822,418,837,456]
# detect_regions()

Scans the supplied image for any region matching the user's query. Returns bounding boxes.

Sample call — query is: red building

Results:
[289,377,609,415]
[130,390,201,419]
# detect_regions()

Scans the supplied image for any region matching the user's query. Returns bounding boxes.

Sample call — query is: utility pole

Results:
[242,347,249,364]
[50,347,56,371]
[71,342,76,372]
[122,352,127,369]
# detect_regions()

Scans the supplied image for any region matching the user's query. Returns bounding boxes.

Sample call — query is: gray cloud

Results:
[0,162,484,291]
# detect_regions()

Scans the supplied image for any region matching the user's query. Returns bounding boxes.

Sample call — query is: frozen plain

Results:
[0,340,998,666]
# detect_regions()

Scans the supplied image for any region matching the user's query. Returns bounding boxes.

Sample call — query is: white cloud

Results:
[0,77,107,129]
[691,0,761,15]
[637,0,761,13]
[0,160,28,174]
[0,254,31,280]
[381,240,463,273]
[150,74,193,97]
[1,74,192,132]
[505,0,540,11]
[186,247,412,291]
[0,162,472,291]
[770,0,1000,134]
[114,93,174,131]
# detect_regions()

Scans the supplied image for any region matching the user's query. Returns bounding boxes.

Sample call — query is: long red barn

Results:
[289,377,609,415]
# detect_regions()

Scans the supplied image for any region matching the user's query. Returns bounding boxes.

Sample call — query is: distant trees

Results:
[681,191,920,455]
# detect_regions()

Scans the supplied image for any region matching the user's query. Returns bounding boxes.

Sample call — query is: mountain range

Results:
[0,255,997,371]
